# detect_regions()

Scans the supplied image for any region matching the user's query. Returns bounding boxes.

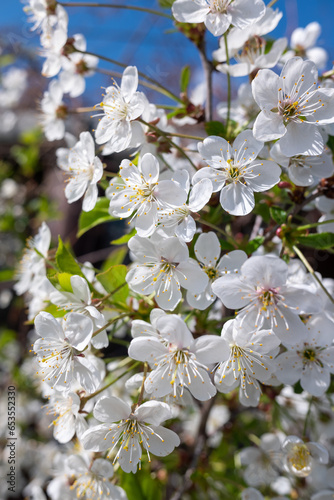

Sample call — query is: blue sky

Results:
[2,1,334,104]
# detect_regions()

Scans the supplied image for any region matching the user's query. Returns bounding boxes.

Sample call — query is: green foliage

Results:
[296,232,334,250]
[57,272,74,292]
[111,228,136,245]
[204,120,226,138]
[119,469,163,500]
[180,65,191,93]
[101,247,128,270]
[157,0,175,7]
[77,197,115,238]
[96,265,129,304]
[269,205,287,225]
[10,128,42,177]
[55,236,84,276]
[245,236,265,255]
[0,269,15,281]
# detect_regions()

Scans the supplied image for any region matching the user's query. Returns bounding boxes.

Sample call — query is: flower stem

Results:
[292,245,334,305]
[59,2,173,19]
[92,314,129,338]
[166,131,204,141]
[75,49,183,103]
[80,361,141,405]
[139,118,198,170]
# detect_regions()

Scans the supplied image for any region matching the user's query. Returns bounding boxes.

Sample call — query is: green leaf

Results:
[77,197,115,238]
[96,265,129,304]
[111,228,136,245]
[180,65,191,93]
[55,236,83,276]
[270,205,287,225]
[0,269,15,282]
[57,272,73,292]
[102,247,128,270]
[245,236,265,255]
[204,120,226,137]
[296,232,334,250]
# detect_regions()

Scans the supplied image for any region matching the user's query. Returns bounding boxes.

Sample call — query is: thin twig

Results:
[223,33,231,134]
[59,2,173,19]
[75,49,182,103]
[292,245,334,305]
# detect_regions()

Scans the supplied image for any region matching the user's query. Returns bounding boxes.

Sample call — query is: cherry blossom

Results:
[81,397,180,473]
[44,391,88,444]
[94,66,146,153]
[214,319,280,406]
[128,313,226,400]
[172,0,266,37]
[252,57,334,156]
[192,130,281,216]
[43,274,108,349]
[14,222,51,296]
[282,435,328,477]
[281,22,328,70]
[40,80,67,141]
[106,153,187,237]
[212,255,322,343]
[157,171,212,242]
[275,315,334,397]
[270,143,334,187]
[57,131,103,212]
[126,234,208,310]
[33,311,103,393]
[187,232,247,309]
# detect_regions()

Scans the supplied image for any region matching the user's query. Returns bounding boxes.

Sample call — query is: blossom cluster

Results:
[6,0,334,499]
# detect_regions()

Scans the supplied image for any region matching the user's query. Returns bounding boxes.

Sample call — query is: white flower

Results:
[33,311,103,393]
[252,57,334,156]
[94,66,147,153]
[41,26,67,77]
[57,131,103,212]
[128,313,226,400]
[213,7,286,77]
[213,6,283,63]
[282,435,328,477]
[14,222,51,295]
[239,433,283,486]
[217,83,259,128]
[24,0,68,36]
[187,232,247,310]
[281,22,328,70]
[106,153,187,237]
[66,455,127,500]
[212,255,322,343]
[44,391,88,443]
[58,35,98,97]
[214,319,280,406]
[192,130,281,216]
[275,315,334,397]
[172,0,266,37]
[0,68,28,108]
[126,234,209,310]
[41,80,67,141]
[157,171,212,242]
[43,275,108,349]
[217,37,287,78]
[81,397,180,473]
[270,143,334,187]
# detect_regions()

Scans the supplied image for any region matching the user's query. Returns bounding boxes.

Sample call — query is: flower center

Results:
[203,266,219,280]
[240,36,265,64]
[286,444,311,476]
[303,348,316,362]
[209,0,231,13]
[56,104,68,120]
